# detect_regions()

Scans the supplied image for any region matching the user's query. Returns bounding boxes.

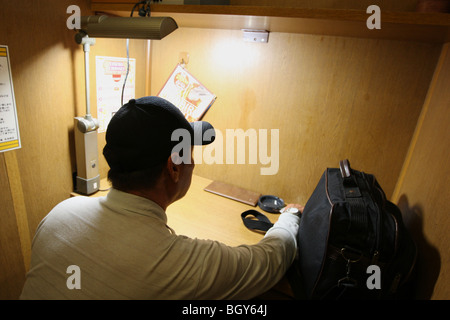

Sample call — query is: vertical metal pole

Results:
[83,41,91,116]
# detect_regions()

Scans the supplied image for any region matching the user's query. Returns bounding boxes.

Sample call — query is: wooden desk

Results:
[71,174,293,298]
[167,175,281,246]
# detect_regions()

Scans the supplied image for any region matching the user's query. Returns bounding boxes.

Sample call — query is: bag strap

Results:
[241,210,273,232]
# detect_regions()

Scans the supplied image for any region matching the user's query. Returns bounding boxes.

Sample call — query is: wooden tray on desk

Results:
[204,180,261,206]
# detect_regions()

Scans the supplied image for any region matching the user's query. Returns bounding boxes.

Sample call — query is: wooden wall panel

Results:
[230,0,420,11]
[0,0,146,299]
[0,0,92,299]
[150,28,440,204]
[0,154,26,299]
[392,43,450,300]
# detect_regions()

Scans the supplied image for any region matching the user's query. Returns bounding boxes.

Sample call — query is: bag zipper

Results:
[362,172,382,263]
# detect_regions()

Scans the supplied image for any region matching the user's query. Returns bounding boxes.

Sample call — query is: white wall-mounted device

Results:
[74,36,100,195]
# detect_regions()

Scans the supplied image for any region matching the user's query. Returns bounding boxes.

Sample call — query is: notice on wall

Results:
[0,45,21,153]
[96,56,136,133]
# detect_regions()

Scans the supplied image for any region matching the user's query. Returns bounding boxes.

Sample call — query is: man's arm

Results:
[193,208,301,299]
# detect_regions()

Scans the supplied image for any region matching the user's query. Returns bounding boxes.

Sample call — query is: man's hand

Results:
[280,203,304,216]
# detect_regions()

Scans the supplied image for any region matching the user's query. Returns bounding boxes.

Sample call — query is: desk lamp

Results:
[73,0,178,194]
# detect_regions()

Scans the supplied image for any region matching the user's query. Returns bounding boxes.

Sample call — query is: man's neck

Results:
[125,188,170,211]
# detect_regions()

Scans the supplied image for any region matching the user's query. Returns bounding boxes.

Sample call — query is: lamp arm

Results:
[76,35,99,133]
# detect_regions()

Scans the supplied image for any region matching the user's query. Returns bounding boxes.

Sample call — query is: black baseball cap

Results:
[103,96,215,173]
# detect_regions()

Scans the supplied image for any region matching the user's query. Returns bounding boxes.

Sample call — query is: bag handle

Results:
[339,160,367,243]
[241,210,273,232]
[339,159,351,178]
[339,159,359,191]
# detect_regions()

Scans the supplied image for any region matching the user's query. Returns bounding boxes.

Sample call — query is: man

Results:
[20,96,302,299]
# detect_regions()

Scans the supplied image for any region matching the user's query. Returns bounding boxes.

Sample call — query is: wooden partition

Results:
[0,0,147,299]
[0,0,90,299]
[392,43,450,299]
[149,28,441,204]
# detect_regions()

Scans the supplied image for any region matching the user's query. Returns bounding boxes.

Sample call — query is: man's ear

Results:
[166,153,181,183]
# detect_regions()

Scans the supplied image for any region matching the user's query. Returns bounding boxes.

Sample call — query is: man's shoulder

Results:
[57,194,103,207]
[45,195,104,220]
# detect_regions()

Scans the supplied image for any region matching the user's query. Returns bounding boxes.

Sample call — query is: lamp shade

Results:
[78,15,178,40]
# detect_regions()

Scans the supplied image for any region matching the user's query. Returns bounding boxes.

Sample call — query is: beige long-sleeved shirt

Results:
[20,188,296,300]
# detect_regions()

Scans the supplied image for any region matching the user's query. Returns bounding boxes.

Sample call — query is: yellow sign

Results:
[0,45,21,152]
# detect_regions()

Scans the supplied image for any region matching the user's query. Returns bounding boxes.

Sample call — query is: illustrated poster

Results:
[158,64,216,122]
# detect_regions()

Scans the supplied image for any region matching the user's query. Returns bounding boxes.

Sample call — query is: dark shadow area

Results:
[397,194,441,299]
